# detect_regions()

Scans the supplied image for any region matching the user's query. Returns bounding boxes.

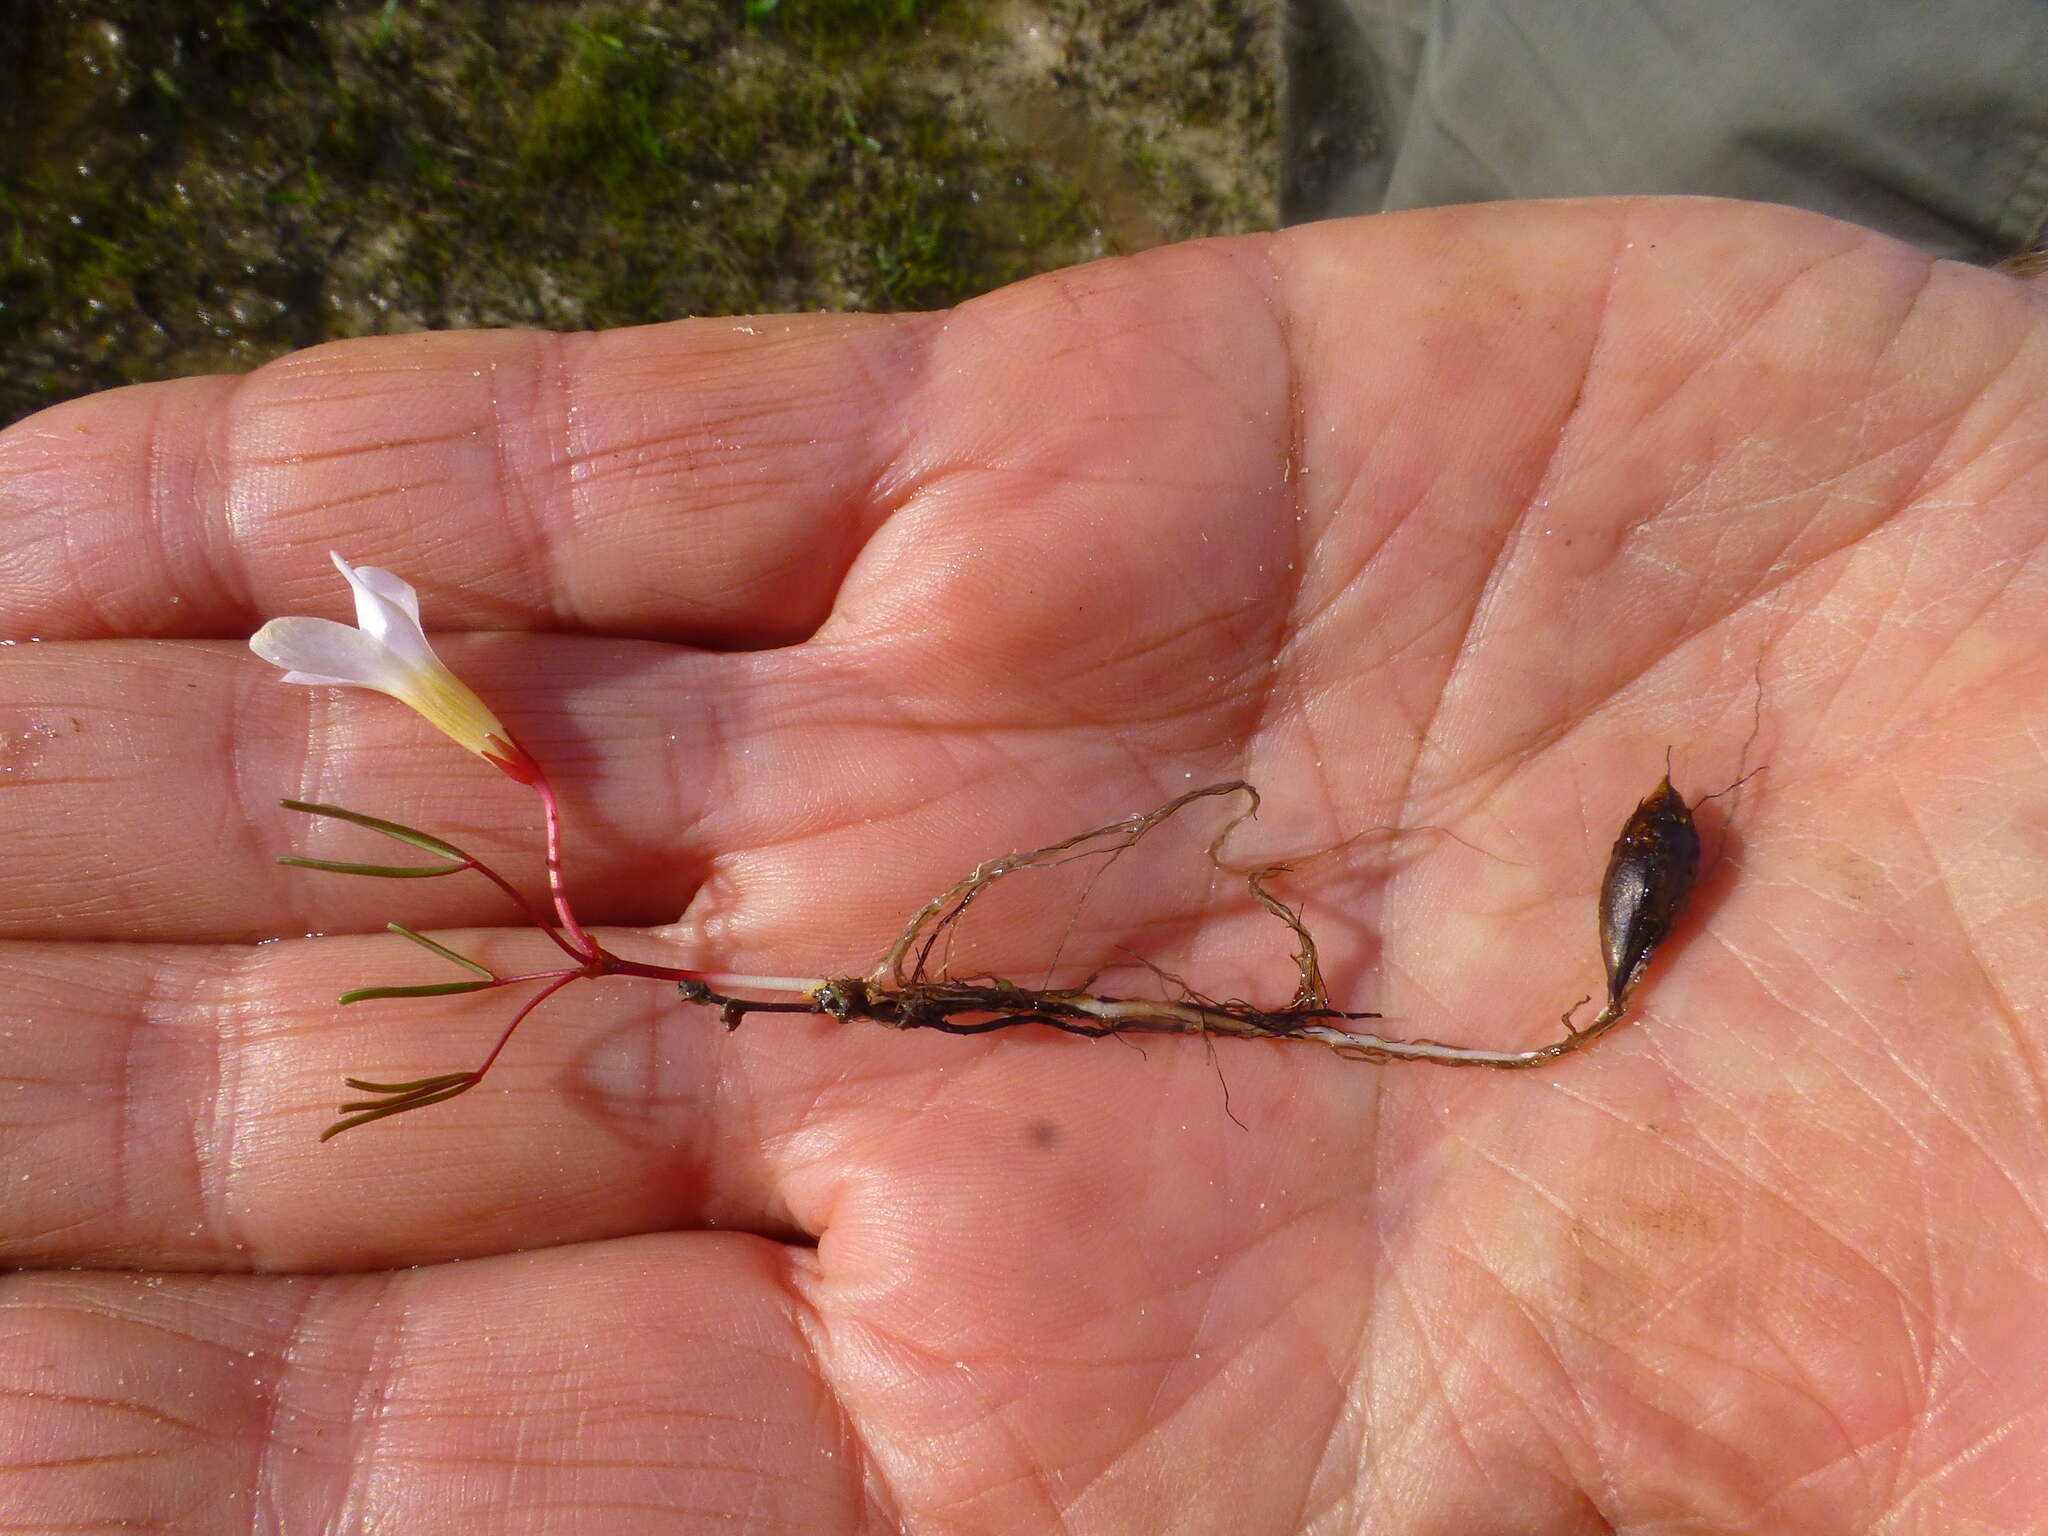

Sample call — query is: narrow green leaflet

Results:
[338,980,495,1005]
[280,800,471,862]
[386,923,494,977]
[276,856,466,879]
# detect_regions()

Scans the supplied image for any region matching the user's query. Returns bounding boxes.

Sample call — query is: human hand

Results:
[3,198,2044,1532]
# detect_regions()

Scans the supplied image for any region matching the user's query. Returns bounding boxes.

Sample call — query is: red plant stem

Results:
[528,766,597,959]
[601,954,706,983]
[470,971,583,1084]
[457,855,586,962]
[489,967,584,987]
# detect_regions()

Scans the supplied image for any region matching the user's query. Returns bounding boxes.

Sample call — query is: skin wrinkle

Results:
[1744,1314,1892,1508]
[1885,1400,2048,1524]
[1878,789,2048,1228]
[378,1447,815,1479]
[221,653,286,935]
[140,381,184,634]
[0,1382,210,1441]
[1772,1012,1945,1167]
[782,1291,912,1536]
[1375,1253,1490,1498]
[1462,271,1978,756]
[1872,1409,2011,1533]
[1294,475,1490,774]
[1660,1114,1952,1420]
[1376,371,1599,819]
[508,1500,833,1527]
[1499,208,1629,531]
[183,377,246,633]
[204,944,264,1271]
[1484,1286,1609,1512]
[1876,585,2048,729]
[1859,545,1937,706]
[0,770,122,791]
[516,333,578,631]
[245,1277,321,1530]
[1260,1293,1362,1533]
[1891,973,2048,1235]
[981,259,1135,380]
[6,1449,169,1470]
[325,1268,402,1536]
[1261,227,1613,966]
[598,972,762,1220]
[1950,951,2048,1194]
[968,1401,1078,1536]
[55,460,110,640]
[1038,594,1282,733]
[241,432,469,469]
[906,1346,1130,1522]
[380,1401,786,1434]
[102,961,158,1268]
[273,660,332,935]
[1885,546,2027,658]
[4,1292,217,1360]
[1618,238,1872,447]
[1094,1336,1322,1532]
[1865,257,1984,451]
[247,373,484,406]
[268,474,464,525]
[1232,252,1403,994]
[1761,1426,1915,1526]
[5,1205,118,1260]
[817,335,936,575]
[1882,376,2044,526]
[853,462,1275,714]
[1516,1311,1804,1527]
[1658,1036,1880,1264]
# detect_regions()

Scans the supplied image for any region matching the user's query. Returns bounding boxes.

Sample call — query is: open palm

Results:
[4,199,2045,1533]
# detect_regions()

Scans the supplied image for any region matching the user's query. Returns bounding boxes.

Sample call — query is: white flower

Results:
[251,553,533,780]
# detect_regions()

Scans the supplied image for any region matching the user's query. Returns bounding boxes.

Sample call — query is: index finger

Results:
[0,312,928,645]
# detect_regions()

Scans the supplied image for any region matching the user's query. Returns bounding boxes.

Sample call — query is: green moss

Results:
[0,0,1261,427]
[751,0,963,65]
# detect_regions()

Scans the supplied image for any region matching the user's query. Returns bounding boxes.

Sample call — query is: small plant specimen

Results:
[253,555,1725,1139]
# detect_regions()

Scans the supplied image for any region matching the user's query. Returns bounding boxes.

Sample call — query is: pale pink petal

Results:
[331,552,423,625]
[250,616,416,694]
[330,555,439,672]
[251,558,517,768]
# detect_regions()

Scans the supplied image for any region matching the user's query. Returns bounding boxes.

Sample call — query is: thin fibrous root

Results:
[677,977,1636,1070]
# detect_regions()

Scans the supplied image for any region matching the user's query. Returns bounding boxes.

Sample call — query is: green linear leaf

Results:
[386,923,494,977]
[343,1071,477,1095]
[279,800,470,861]
[321,1072,480,1140]
[338,980,495,1005]
[276,856,467,879]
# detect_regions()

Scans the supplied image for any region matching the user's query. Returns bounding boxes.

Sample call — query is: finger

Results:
[1,932,799,1269]
[0,313,928,644]
[0,206,1614,653]
[0,919,1322,1271]
[0,246,1313,652]
[0,636,716,942]
[0,1242,867,1532]
[0,628,1268,946]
